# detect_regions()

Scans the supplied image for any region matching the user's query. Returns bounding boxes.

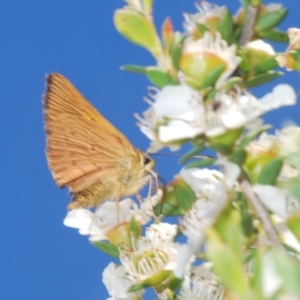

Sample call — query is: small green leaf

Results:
[142,0,153,14]
[272,249,300,298]
[121,64,147,73]
[239,193,254,238]
[184,76,202,90]
[277,178,300,201]
[202,65,225,88]
[175,181,197,212]
[223,77,242,90]
[257,157,283,185]
[244,71,282,88]
[206,228,249,297]
[238,48,251,73]
[255,9,287,32]
[253,56,278,74]
[205,88,218,102]
[169,276,184,291]
[209,143,232,155]
[185,157,216,169]
[233,25,243,40]
[287,212,300,242]
[239,124,272,148]
[219,10,233,43]
[179,142,205,164]
[114,9,161,56]
[146,67,178,88]
[154,203,185,216]
[259,29,289,43]
[171,33,186,70]
[92,241,120,258]
[196,23,209,34]
[229,149,246,165]
[129,217,140,244]
[127,283,145,293]
[291,49,300,63]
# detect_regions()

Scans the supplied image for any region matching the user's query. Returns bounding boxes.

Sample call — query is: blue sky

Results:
[1,1,300,299]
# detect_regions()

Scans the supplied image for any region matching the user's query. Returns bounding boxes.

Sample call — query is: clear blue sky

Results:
[1,1,299,299]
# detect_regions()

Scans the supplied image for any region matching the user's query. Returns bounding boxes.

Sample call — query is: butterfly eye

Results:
[143,155,152,166]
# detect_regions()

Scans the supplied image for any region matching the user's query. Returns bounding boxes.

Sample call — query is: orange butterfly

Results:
[44,73,155,210]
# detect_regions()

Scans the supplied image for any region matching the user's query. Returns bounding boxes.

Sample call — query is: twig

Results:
[239,5,258,45]
[239,177,282,247]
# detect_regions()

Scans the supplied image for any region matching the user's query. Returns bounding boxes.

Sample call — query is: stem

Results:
[239,177,282,247]
[239,5,258,45]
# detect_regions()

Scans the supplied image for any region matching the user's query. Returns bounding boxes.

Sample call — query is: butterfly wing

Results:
[44,73,135,192]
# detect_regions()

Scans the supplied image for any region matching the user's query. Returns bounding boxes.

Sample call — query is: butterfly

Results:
[43,73,155,210]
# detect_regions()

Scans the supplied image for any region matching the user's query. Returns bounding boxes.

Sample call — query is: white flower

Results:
[179,263,224,300]
[253,184,300,220]
[139,84,205,151]
[245,39,275,56]
[180,32,241,88]
[103,262,144,300]
[63,208,94,235]
[176,163,239,276]
[119,222,178,284]
[139,83,296,149]
[183,2,227,36]
[205,84,296,137]
[63,191,163,242]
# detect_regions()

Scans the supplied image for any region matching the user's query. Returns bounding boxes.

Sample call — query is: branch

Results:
[239,5,258,45]
[239,176,282,247]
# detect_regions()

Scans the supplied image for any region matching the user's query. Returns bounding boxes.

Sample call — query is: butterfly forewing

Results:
[44,73,136,193]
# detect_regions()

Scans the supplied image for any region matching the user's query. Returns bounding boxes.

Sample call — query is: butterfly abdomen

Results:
[68,182,111,210]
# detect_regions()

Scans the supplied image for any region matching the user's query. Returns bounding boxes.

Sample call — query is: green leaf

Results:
[240,194,254,238]
[202,65,225,88]
[154,203,185,216]
[142,0,153,14]
[146,67,178,88]
[171,33,186,70]
[205,88,218,102]
[209,127,244,152]
[127,283,145,293]
[272,249,300,298]
[92,241,120,258]
[291,49,300,63]
[169,276,184,291]
[287,213,300,242]
[114,9,161,56]
[196,23,209,34]
[255,8,287,32]
[230,149,246,166]
[206,227,249,297]
[219,10,233,43]
[223,77,243,90]
[238,48,251,73]
[244,71,282,88]
[253,56,278,74]
[233,25,243,40]
[129,217,140,244]
[257,157,283,185]
[175,180,197,212]
[259,29,289,43]
[239,124,272,149]
[277,178,300,201]
[185,157,216,169]
[179,141,205,164]
[209,143,232,155]
[121,64,147,73]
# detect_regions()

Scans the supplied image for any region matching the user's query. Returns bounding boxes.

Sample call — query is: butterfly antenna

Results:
[149,153,213,159]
